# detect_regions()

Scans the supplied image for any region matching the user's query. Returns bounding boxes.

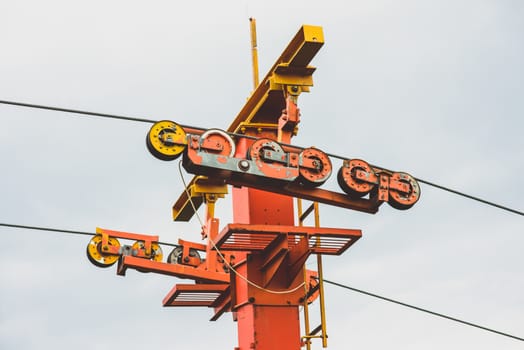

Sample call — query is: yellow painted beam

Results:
[173,24,324,221]
[228,25,324,133]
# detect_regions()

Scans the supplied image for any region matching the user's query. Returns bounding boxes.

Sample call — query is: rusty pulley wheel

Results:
[298,147,332,187]
[247,138,299,181]
[166,246,202,265]
[388,172,421,210]
[199,129,236,157]
[247,138,285,162]
[337,159,376,198]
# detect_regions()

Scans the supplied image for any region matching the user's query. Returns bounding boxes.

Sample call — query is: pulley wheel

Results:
[306,274,320,305]
[146,120,187,161]
[337,159,375,198]
[86,234,121,268]
[388,172,421,210]
[199,129,236,157]
[166,246,202,265]
[247,138,285,162]
[131,241,163,262]
[298,147,332,187]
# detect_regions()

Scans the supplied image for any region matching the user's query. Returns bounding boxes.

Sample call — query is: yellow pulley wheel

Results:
[131,241,163,262]
[86,235,121,268]
[146,120,188,161]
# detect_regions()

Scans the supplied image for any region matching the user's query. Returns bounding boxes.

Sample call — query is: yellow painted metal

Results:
[298,200,329,348]
[298,199,312,350]
[228,25,324,133]
[173,24,324,221]
[191,176,228,196]
[237,122,279,134]
[147,120,188,161]
[132,241,163,262]
[270,64,315,89]
[172,176,227,221]
[314,201,328,348]
[250,18,260,90]
[86,234,120,267]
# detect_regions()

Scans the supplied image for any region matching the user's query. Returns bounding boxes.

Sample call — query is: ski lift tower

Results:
[87,23,420,350]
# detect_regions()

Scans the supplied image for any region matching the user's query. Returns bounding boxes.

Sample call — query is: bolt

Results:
[238,159,250,171]
[291,86,299,93]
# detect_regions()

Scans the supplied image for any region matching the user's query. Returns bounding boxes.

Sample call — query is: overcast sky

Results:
[1,1,523,349]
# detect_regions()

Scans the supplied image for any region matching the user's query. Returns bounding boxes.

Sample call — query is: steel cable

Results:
[0,222,178,247]
[1,99,522,216]
[319,277,524,342]
[1,222,521,342]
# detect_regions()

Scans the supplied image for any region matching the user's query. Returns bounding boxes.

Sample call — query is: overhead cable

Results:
[1,221,521,342]
[0,222,177,247]
[414,178,523,216]
[320,277,524,342]
[0,99,157,124]
[0,99,522,216]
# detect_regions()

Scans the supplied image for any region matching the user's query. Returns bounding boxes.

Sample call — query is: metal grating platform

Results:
[214,224,361,255]
[163,284,229,307]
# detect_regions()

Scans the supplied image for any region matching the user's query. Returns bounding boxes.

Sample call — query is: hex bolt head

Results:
[238,159,250,171]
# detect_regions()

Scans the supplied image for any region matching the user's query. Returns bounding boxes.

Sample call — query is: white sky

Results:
[1,1,523,349]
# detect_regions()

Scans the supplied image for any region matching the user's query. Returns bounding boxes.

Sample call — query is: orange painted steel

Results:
[163,284,230,307]
[86,227,164,268]
[225,104,310,349]
[89,23,422,350]
[96,227,159,257]
[117,255,229,283]
[181,130,391,213]
[172,25,325,221]
[215,224,361,255]
[167,123,419,214]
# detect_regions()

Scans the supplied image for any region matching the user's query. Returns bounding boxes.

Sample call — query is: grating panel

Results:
[163,284,229,307]
[308,234,357,255]
[218,232,278,251]
[215,224,361,255]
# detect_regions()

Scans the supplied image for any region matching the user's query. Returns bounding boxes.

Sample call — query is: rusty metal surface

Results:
[117,255,229,283]
[215,223,361,255]
[163,284,230,307]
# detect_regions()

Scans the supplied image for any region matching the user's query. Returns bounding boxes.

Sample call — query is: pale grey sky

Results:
[1,1,523,349]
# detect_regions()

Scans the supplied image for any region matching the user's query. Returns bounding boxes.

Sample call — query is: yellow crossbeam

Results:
[228,25,324,132]
[173,24,324,221]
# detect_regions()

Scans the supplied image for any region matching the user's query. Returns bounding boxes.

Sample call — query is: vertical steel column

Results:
[231,137,301,350]
[298,200,329,348]
[314,202,328,348]
[298,199,313,350]
[249,18,260,90]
